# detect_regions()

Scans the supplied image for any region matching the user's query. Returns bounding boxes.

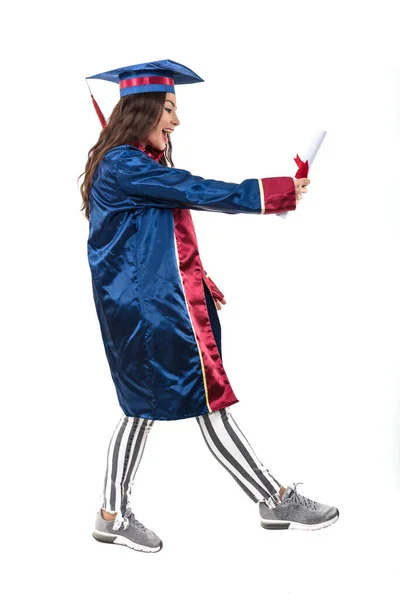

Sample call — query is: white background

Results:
[2,1,400,598]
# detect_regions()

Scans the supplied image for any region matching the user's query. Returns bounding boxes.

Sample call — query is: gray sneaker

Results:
[93,508,163,552]
[259,484,339,531]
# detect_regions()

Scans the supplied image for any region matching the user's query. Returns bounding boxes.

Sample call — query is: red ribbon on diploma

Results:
[294,154,309,178]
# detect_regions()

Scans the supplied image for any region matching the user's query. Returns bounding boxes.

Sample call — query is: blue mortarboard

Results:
[87,59,204,97]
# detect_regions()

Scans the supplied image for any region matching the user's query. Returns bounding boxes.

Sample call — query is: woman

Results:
[80,59,339,553]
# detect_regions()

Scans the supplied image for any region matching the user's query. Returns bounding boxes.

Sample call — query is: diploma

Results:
[302,129,327,168]
[278,129,327,218]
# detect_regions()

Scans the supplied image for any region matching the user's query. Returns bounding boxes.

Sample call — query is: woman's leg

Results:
[196,407,282,507]
[93,415,162,551]
[101,415,155,520]
[197,407,340,530]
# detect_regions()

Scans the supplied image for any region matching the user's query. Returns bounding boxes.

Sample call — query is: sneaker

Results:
[92,508,163,552]
[259,483,339,531]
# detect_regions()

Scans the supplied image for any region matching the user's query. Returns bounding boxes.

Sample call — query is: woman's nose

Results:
[172,114,180,127]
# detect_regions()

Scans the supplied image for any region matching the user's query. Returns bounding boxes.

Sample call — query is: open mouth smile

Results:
[162,128,173,142]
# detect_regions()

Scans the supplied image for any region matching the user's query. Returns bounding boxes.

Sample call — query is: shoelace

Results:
[120,508,147,532]
[289,482,317,510]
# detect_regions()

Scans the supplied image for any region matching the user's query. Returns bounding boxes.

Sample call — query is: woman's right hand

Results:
[294,178,310,204]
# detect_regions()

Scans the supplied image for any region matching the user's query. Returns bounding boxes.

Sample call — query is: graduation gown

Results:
[88,144,296,420]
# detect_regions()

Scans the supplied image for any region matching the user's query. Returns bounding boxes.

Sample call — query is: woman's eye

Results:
[164,108,172,113]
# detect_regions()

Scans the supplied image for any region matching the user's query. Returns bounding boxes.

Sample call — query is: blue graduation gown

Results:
[88,144,296,420]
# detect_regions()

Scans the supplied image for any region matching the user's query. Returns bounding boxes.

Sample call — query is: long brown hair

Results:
[79,92,174,220]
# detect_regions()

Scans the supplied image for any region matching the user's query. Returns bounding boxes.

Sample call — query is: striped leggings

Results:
[102,407,282,519]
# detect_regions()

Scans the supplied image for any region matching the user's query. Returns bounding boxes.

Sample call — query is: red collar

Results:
[132,141,165,163]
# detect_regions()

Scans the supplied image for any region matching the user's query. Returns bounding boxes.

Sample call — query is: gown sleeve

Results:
[115,146,296,215]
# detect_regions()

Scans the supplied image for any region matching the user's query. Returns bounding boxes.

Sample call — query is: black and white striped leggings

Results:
[101,407,281,518]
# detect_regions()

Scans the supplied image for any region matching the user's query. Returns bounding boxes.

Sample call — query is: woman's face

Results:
[142,93,180,150]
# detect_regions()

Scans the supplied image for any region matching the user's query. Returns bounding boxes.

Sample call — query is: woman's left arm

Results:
[115,147,296,216]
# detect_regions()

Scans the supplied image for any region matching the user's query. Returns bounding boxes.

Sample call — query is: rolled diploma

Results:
[303,129,327,167]
[278,129,327,218]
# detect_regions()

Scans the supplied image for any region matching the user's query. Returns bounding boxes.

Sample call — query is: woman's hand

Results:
[294,177,310,204]
[215,298,227,311]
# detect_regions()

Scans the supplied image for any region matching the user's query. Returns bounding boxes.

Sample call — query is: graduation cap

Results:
[86,59,204,128]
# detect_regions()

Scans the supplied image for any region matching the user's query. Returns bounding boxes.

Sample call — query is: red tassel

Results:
[91,94,107,129]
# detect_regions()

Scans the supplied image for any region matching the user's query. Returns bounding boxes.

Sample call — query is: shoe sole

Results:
[92,530,163,552]
[260,512,339,531]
